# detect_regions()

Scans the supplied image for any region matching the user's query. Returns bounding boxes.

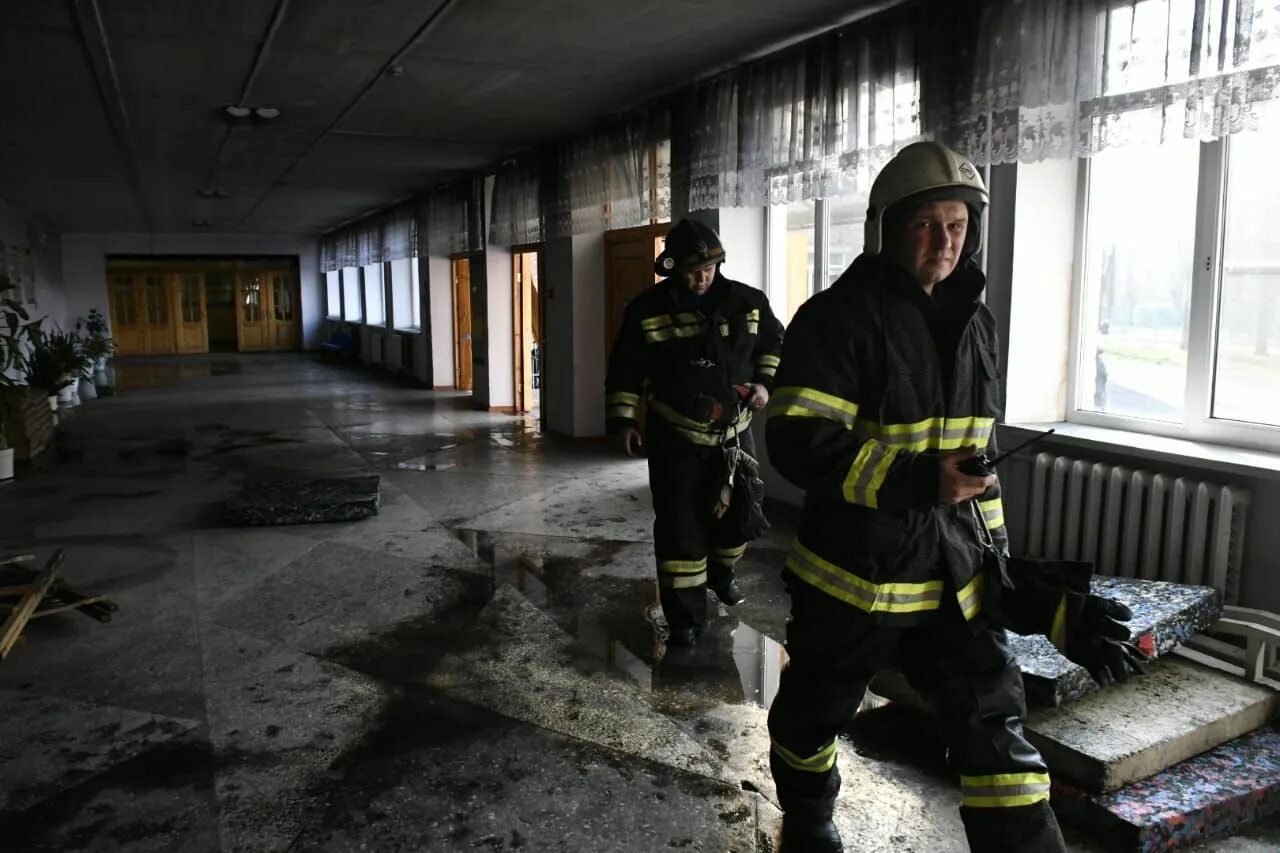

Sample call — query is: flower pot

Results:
[48,395,57,413]
[0,447,14,482]
[78,375,97,401]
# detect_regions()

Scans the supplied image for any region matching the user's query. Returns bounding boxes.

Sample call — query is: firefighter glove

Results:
[1058,593,1148,686]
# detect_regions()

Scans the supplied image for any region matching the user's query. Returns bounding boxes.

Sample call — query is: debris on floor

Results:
[224,475,382,526]
[1,550,118,660]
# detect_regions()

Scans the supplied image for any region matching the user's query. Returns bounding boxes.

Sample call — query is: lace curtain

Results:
[926,0,1280,165]
[543,108,668,240]
[426,180,477,256]
[489,156,545,247]
[687,8,921,210]
[320,201,418,271]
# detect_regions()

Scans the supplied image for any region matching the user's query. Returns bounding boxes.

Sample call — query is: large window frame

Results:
[1067,139,1280,454]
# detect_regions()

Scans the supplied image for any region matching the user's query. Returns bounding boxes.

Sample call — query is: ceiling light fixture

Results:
[224,105,252,118]
[254,107,280,119]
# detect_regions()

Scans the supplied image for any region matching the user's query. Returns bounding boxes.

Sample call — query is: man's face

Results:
[892,200,969,291]
[680,262,717,296]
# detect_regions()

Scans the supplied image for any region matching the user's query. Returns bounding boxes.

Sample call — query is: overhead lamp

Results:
[254,107,280,119]
[224,105,252,118]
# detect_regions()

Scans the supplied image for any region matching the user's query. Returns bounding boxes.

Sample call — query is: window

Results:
[1073,104,1280,449]
[242,275,263,323]
[363,263,386,326]
[325,270,341,319]
[145,275,168,325]
[826,193,868,287]
[180,274,203,323]
[272,274,293,322]
[766,200,817,325]
[341,267,362,322]
[390,257,421,332]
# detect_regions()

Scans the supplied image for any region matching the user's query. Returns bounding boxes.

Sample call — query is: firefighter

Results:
[605,219,784,647]
[764,142,1071,852]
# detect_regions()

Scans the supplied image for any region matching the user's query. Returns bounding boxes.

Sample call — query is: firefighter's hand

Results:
[613,427,644,458]
[745,383,770,411]
[938,446,996,505]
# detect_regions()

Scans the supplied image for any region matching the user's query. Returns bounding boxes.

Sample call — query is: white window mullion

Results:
[1184,139,1227,440]
[814,198,830,294]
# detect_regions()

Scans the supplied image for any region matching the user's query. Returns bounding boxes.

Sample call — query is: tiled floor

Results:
[1,353,1276,852]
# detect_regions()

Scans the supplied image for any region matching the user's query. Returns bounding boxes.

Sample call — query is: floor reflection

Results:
[456,527,787,710]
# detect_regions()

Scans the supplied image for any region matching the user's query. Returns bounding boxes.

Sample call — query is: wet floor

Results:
[1,353,1276,852]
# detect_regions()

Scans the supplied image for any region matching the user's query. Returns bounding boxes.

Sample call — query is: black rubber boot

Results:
[779,798,843,853]
[667,626,698,647]
[710,578,745,606]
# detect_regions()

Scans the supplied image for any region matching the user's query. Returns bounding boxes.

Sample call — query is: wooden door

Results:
[235,271,270,352]
[512,251,539,413]
[173,272,209,354]
[142,273,175,354]
[452,258,473,391]
[604,224,668,356]
[268,270,299,350]
[107,274,145,355]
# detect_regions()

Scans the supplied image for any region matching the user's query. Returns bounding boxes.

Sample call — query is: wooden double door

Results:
[107,266,299,356]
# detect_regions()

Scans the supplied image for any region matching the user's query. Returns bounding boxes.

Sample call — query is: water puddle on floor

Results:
[455,528,786,711]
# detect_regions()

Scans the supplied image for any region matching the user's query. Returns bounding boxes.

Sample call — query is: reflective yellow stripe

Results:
[1050,595,1068,651]
[658,558,708,589]
[640,315,671,330]
[757,366,777,377]
[659,558,707,574]
[772,738,837,773]
[649,398,753,446]
[712,544,747,566]
[768,386,859,428]
[978,497,1005,531]
[757,354,781,368]
[960,772,1051,808]
[645,322,706,343]
[661,572,707,589]
[606,391,640,421]
[746,310,760,334]
[843,439,900,508]
[957,572,984,621]
[854,416,995,452]
[786,539,943,614]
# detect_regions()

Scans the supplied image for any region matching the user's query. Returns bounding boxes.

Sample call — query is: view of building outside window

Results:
[1077,136,1199,423]
[783,200,815,324]
[1214,108,1280,428]
[826,193,868,287]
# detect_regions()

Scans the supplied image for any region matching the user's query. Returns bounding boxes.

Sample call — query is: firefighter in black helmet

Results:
[764,142,1081,852]
[605,219,784,647]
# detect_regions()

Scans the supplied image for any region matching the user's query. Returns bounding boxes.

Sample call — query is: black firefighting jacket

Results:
[766,253,1008,624]
[605,274,784,447]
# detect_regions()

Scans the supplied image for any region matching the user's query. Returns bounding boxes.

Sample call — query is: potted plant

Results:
[22,326,85,408]
[1,278,40,480]
[76,309,116,395]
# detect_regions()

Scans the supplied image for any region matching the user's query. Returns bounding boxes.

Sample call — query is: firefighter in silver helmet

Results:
[763,142,1089,852]
[605,219,784,647]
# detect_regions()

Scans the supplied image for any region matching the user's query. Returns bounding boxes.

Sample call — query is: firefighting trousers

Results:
[768,574,1067,852]
[645,416,752,633]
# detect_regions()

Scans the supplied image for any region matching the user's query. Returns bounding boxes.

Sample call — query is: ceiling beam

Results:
[69,0,153,230]
[204,0,293,191]
[237,0,461,229]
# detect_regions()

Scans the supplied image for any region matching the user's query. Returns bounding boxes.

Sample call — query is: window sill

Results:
[393,326,422,335]
[1001,421,1280,482]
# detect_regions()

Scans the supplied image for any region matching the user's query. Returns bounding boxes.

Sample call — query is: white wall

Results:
[427,256,454,387]
[571,231,606,437]
[60,232,323,349]
[1005,160,1078,422]
[485,244,515,409]
[543,236,576,436]
[1,197,65,328]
